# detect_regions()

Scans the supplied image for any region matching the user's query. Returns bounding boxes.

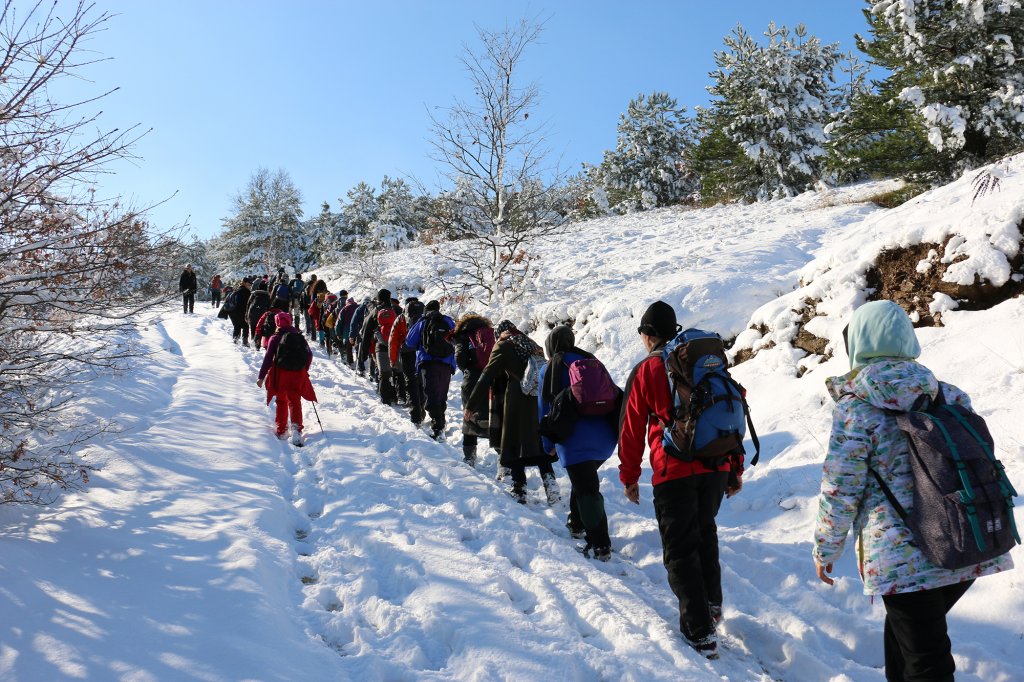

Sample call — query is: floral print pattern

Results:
[813,358,1013,595]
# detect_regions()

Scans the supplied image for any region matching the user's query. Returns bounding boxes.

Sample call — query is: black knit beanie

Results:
[425,299,441,312]
[639,300,679,339]
[376,288,391,304]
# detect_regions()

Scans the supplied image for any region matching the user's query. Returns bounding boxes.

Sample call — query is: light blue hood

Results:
[845,300,921,371]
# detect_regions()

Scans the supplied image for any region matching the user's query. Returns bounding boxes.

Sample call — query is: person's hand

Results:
[815,559,835,586]
[726,477,743,498]
[463,408,473,421]
[624,482,640,504]
[256,378,264,389]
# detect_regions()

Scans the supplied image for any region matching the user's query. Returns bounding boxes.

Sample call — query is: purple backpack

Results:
[568,358,619,416]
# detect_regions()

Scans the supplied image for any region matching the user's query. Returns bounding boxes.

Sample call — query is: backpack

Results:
[422,313,454,357]
[868,390,1020,570]
[249,292,270,322]
[259,312,278,338]
[661,328,759,465]
[274,332,307,371]
[539,351,621,443]
[274,283,291,302]
[222,291,238,313]
[290,279,304,297]
[520,353,545,397]
[469,326,496,371]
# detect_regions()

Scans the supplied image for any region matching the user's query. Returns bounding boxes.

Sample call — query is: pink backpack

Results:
[470,326,496,370]
[568,358,620,416]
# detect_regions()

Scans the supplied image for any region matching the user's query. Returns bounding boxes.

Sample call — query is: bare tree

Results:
[0,1,182,504]
[427,18,566,304]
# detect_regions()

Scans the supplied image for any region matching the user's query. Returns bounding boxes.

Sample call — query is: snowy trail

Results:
[2,299,1021,681]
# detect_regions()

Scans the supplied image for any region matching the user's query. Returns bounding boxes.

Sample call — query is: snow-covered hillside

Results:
[1,165,1022,681]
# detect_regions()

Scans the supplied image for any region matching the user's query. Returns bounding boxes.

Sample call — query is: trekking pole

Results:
[311,400,325,434]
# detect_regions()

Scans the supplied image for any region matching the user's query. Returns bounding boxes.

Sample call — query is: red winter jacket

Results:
[618,352,739,488]
[389,315,408,365]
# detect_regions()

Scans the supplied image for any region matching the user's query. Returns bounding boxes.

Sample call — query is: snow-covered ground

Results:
[1,167,1022,681]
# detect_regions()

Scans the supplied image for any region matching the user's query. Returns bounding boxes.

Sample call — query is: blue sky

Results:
[58,1,873,239]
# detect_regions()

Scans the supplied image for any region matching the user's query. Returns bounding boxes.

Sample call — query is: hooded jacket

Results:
[538,326,617,467]
[813,300,1012,595]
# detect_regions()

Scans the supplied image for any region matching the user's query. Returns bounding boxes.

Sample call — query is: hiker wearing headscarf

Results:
[466,320,558,503]
[539,325,618,559]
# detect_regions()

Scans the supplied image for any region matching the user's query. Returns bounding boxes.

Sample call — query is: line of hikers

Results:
[209,274,1015,671]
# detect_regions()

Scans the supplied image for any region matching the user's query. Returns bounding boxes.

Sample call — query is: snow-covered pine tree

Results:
[601,92,696,212]
[216,168,309,275]
[309,201,349,265]
[861,0,1024,173]
[366,176,418,251]
[340,181,378,244]
[704,23,840,200]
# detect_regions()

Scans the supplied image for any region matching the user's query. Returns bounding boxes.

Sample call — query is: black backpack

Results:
[222,291,238,313]
[421,312,454,357]
[274,332,307,371]
[260,312,278,339]
[869,389,1020,570]
[249,292,270,322]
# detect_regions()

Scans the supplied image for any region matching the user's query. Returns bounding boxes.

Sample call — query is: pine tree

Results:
[857,0,1024,174]
[702,23,840,200]
[600,92,696,213]
[216,168,309,275]
[309,201,348,264]
[340,181,378,243]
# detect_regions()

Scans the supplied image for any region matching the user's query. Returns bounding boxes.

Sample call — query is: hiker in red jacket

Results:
[257,312,316,441]
[618,300,743,661]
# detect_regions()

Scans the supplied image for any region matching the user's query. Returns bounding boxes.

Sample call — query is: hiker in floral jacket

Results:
[813,300,1012,682]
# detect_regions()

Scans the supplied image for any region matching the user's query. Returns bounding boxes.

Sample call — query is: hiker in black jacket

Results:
[179,264,197,314]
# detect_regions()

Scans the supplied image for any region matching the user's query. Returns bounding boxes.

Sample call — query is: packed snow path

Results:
[1,305,1021,681]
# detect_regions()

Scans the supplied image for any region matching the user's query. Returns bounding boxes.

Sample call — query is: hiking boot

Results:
[566,523,586,540]
[709,603,723,627]
[592,545,612,562]
[683,632,719,660]
[510,483,527,504]
[541,473,561,505]
[430,425,443,441]
[462,455,476,468]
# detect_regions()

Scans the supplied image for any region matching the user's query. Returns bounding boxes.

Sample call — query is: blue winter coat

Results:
[538,352,617,467]
[404,313,456,372]
[349,303,368,342]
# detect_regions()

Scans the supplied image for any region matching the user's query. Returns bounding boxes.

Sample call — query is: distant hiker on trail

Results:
[453,312,495,467]
[255,299,286,350]
[272,277,292,310]
[289,273,305,324]
[337,293,357,367]
[301,275,318,338]
[226,279,252,345]
[374,297,401,404]
[405,300,456,440]
[210,274,223,308]
[179,264,197,314]
[254,274,269,292]
[350,297,372,375]
[466,319,559,504]
[257,312,315,445]
[247,286,272,350]
[539,325,618,561]
[392,298,425,421]
[618,300,743,660]
[813,300,1014,682]
[358,289,390,384]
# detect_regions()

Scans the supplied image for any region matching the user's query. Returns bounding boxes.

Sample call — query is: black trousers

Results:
[420,362,451,430]
[231,318,248,343]
[881,580,974,682]
[510,460,555,486]
[182,291,194,313]
[566,460,610,548]
[403,351,424,422]
[211,290,221,307]
[652,471,728,640]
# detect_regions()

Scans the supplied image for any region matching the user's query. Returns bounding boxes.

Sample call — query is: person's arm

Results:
[538,363,555,453]
[618,358,658,502]
[465,341,506,418]
[405,319,423,350]
[812,399,876,584]
[257,335,279,382]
